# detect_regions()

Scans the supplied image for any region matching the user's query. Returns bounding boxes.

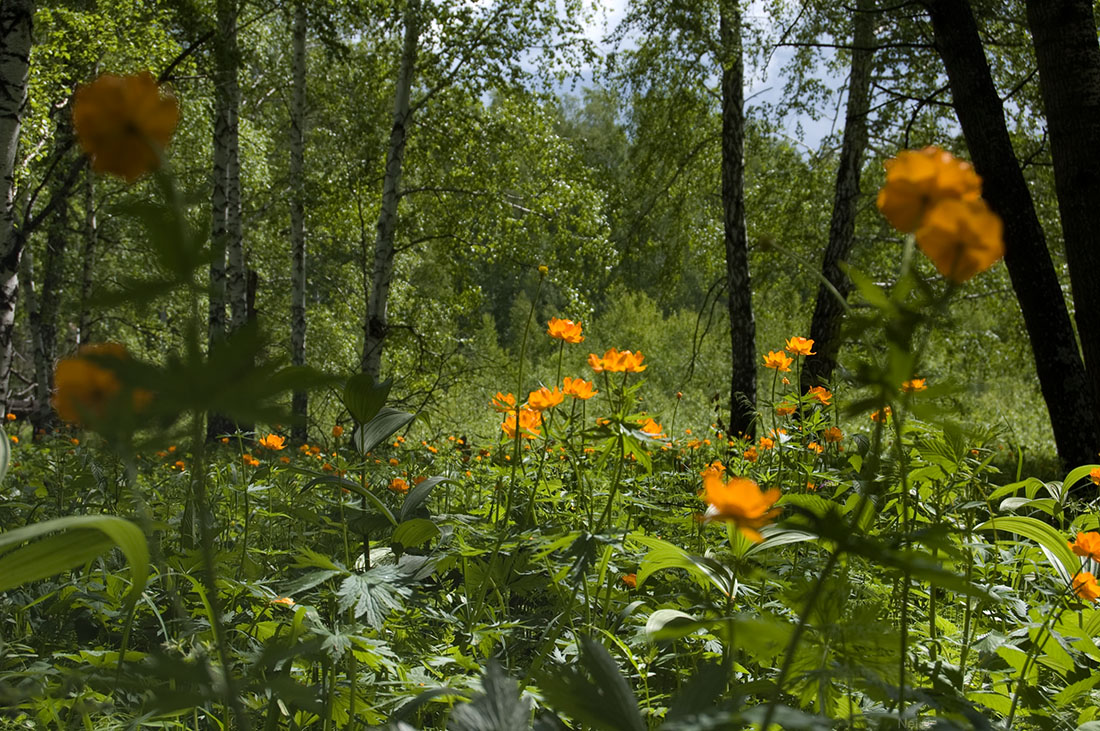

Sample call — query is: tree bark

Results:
[803,0,875,389]
[77,160,95,346]
[1024,0,1100,408]
[0,0,33,414]
[290,1,308,441]
[926,0,1100,468]
[362,0,419,379]
[719,0,755,437]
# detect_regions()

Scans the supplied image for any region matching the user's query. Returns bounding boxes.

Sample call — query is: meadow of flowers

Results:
[1,72,1099,731]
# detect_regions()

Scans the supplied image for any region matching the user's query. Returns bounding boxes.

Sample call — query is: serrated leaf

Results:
[537,637,646,731]
[448,660,531,731]
[337,566,411,629]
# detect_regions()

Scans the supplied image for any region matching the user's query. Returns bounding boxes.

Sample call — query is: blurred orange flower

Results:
[53,343,150,425]
[563,376,597,400]
[785,337,815,356]
[743,447,758,463]
[72,71,179,182]
[528,386,564,411]
[1070,532,1100,562]
[621,573,637,589]
[702,473,781,542]
[758,437,774,451]
[775,403,796,416]
[502,407,542,439]
[901,378,927,393]
[639,417,664,438]
[332,425,344,437]
[491,391,517,413]
[258,434,286,450]
[547,317,584,344]
[806,386,832,405]
[823,426,844,443]
[916,198,1004,283]
[389,477,409,494]
[242,454,260,467]
[590,348,646,373]
[1073,572,1100,603]
[807,441,824,454]
[870,407,892,423]
[763,351,793,372]
[876,146,982,233]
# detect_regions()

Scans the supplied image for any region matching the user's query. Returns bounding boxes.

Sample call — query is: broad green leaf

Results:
[974,516,1078,576]
[392,519,440,549]
[400,476,448,522]
[448,660,532,731]
[644,609,696,643]
[0,515,149,604]
[343,372,392,425]
[354,407,415,455]
[337,566,411,629]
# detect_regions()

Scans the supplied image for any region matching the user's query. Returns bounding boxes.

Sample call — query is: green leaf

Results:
[632,534,734,597]
[354,408,415,455]
[337,566,411,629]
[973,516,1078,578]
[392,519,440,549]
[537,637,646,731]
[644,609,696,643]
[448,660,532,731]
[343,372,392,425]
[0,515,149,604]
[400,476,447,522]
[0,425,9,484]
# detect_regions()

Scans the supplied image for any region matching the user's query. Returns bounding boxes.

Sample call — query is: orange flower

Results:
[743,447,758,463]
[702,473,781,542]
[388,477,409,494]
[587,352,606,373]
[701,460,726,479]
[1091,468,1100,486]
[785,337,815,356]
[491,391,517,413]
[527,386,564,412]
[242,454,260,467]
[639,418,664,439]
[270,597,295,608]
[621,573,637,589]
[332,425,344,438]
[590,348,646,373]
[1069,532,1100,562]
[763,351,793,372]
[916,198,1004,283]
[806,386,832,405]
[279,456,291,464]
[807,441,824,454]
[758,437,774,451]
[258,433,286,450]
[563,376,597,400]
[1073,572,1100,603]
[876,146,983,233]
[806,482,818,492]
[173,460,185,470]
[547,317,584,344]
[322,462,335,472]
[901,378,927,393]
[823,426,843,443]
[220,437,230,444]
[70,438,80,446]
[502,407,542,440]
[870,407,892,423]
[72,72,179,182]
[309,445,321,455]
[8,436,17,444]
[52,343,150,425]
[775,403,796,416]
[4,413,14,421]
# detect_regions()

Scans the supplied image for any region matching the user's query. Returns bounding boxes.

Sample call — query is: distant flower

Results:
[743,447,758,463]
[700,460,725,479]
[621,573,637,589]
[70,438,80,445]
[388,477,409,494]
[806,482,818,491]
[563,376,597,400]
[785,337,815,357]
[279,456,291,464]
[807,441,824,454]
[1091,468,1100,486]
[53,343,151,425]
[547,317,584,344]
[1073,572,1100,603]
[258,434,286,450]
[221,436,230,444]
[901,378,927,393]
[823,426,844,443]
[491,391,517,413]
[242,454,260,467]
[775,403,796,416]
[502,407,542,440]
[639,418,664,439]
[322,462,334,472]
[589,348,646,373]
[4,413,14,421]
[8,436,16,444]
[389,457,400,466]
[270,596,295,607]
[763,351,793,372]
[876,146,982,233]
[527,386,564,412]
[72,71,179,182]
[332,425,344,438]
[806,386,832,405]
[538,265,549,275]
[758,437,774,451]
[174,460,185,470]
[870,407,892,423]
[702,474,781,542]
[1069,532,1100,562]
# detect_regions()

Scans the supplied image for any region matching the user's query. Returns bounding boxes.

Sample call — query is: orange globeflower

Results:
[258,434,286,450]
[775,403,796,416]
[807,441,824,454]
[916,198,1004,283]
[901,378,927,393]
[763,351,793,372]
[53,343,150,425]
[563,376,597,400]
[388,477,409,494]
[785,337,816,357]
[806,386,832,405]
[547,317,584,344]
[332,425,344,438]
[701,460,725,479]
[823,426,844,443]
[743,447,759,463]
[4,413,14,421]
[270,597,296,608]
[491,391,517,413]
[759,437,774,451]
[621,573,637,589]
[1073,572,1100,603]
[870,407,892,423]
[594,348,646,373]
[639,418,664,439]
[502,407,542,440]
[527,386,564,411]
[702,473,781,542]
[242,454,260,467]
[587,352,606,373]
[72,72,179,182]
[1090,468,1100,486]
[1069,532,1100,562]
[876,146,983,233]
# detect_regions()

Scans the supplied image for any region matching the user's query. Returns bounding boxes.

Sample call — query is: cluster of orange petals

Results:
[547,317,584,344]
[388,477,409,494]
[901,378,927,393]
[1069,531,1100,562]
[72,71,179,182]
[258,434,286,450]
[763,351,793,372]
[823,426,844,443]
[877,146,1004,283]
[870,407,892,423]
[527,386,564,411]
[702,473,781,542]
[502,407,542,440]
[563,377,597,400]
[491,392,517,413]
[53,343,151,425]
[588,348,646,373]
[785,337,815,356]
[639,417,664,438]
[775,403,796,416]
[1090,468,1100,486]
[242,453,260,467]
[1073,572,1100,603]
[806,386,832,405]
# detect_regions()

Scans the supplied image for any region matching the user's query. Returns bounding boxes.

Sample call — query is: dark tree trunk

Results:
[0,0,33,414]
[290,1,308,441]
[363,0,419,379]
[1025,0,1100,407]
[926,0,1100,469]
[77,160,95,346]
[719,0,755,437]
[803,0,875,389]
